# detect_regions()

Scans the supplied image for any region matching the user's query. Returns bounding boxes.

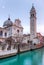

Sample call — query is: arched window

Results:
[34,43,36,45]
[31,14,34,17]
[0,31,3,36]
[17,30,19,33]
[31,14,32,17]
[5,32,7,37]
[27,40,30,43]
[33,14,34,16]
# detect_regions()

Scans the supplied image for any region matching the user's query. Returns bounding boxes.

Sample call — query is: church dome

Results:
[3,17,13,27]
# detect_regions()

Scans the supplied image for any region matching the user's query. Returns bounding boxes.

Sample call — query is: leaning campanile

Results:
[30,5,37,41]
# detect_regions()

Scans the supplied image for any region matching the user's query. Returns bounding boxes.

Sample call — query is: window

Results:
[33,14,34,16]
[31,14,32,17]
[31,14,34,17]
[5,32,7,37]
[17,30,19,33]
[34,43,36,45]
[27,40,30,43]
[0,31,3,36]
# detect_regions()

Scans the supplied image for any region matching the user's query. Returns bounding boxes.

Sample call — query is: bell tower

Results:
[30,5,37,41]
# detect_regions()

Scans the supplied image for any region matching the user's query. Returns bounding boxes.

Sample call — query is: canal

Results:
[0,48,44,65]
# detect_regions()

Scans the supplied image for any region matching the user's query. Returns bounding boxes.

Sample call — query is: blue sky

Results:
[0,0,44,35]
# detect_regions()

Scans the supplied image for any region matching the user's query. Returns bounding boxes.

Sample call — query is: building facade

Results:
[0,5,43,51]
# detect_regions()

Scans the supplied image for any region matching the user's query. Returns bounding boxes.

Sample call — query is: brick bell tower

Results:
[30,5,37,41]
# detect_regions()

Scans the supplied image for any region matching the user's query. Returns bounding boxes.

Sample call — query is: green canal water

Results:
[0,48,44,65]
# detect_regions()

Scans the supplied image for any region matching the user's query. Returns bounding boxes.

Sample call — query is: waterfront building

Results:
[0,5,43,51]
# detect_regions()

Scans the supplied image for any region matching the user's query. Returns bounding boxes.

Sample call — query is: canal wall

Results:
[0,43,44,59]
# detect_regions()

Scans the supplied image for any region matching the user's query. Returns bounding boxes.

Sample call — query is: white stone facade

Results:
[0,5,42,51]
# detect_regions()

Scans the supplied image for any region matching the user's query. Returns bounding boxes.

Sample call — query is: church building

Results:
[0,5,43,51]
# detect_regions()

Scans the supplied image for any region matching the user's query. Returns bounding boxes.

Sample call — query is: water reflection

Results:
[0,48,44,65]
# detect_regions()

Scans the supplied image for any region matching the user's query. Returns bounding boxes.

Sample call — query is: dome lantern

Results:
[3,17,13,27]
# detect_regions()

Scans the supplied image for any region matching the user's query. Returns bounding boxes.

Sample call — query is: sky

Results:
[0,0,44,35]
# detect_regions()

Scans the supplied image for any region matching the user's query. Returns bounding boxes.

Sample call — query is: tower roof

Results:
[30,5,36,13]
